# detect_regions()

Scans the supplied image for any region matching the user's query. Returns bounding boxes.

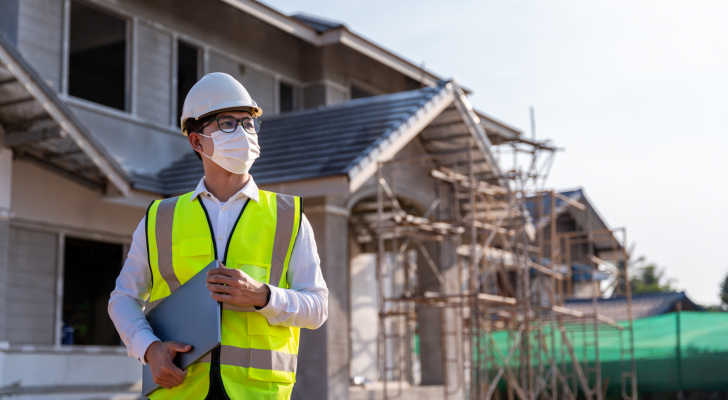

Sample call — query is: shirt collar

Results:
[190,176,260,203]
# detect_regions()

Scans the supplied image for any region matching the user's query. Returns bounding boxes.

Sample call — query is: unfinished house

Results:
[0,1,637,400]
[526,189,621,299]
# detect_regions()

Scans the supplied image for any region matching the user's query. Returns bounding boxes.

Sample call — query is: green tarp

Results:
[484,312,728,394]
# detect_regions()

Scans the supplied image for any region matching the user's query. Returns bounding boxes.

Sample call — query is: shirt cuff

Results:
[132,329,160,365]
[256,284,285,320]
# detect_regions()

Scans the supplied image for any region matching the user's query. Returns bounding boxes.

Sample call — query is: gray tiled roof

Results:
[147,82,449,196]
[291,14,344,33]
[562,292,703,322]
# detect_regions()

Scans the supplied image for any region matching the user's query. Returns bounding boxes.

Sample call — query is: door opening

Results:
[63,237,123,346]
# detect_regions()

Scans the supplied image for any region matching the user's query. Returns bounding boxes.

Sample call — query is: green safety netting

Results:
[480,311,728,395]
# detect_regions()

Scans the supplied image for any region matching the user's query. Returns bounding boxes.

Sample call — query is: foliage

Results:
[631,264,675,294]
[720,271,728,305]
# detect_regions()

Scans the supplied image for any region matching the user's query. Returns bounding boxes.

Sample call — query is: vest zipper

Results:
[208,346,231,400]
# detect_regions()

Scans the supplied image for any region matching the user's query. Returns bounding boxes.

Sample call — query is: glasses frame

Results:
[197,115,261,135]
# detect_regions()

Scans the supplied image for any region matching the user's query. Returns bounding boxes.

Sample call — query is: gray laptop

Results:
[142,260,221,397]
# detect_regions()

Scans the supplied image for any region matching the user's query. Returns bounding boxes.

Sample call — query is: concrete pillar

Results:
[417,240,443,385]
[416,182,462,396]
[293,196,350,400]
[0,147,13,341]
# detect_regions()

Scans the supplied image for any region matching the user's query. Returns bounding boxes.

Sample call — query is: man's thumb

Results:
[171,342,192,353]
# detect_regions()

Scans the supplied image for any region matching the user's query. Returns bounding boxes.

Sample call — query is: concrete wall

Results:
[6,228,57,344]
[136,21,173,122]
[16,0,63,91]
[349,253,378,382]
[321,44,421,99]
[11,159,143,236]
[0,345,140,398]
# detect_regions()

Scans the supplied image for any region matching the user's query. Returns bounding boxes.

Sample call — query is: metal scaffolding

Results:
[374,138,637,400]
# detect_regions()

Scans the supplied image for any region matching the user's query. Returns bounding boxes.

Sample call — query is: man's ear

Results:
[188,132,204,153]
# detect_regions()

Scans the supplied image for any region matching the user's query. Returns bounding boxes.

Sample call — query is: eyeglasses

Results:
[198,116,261,135]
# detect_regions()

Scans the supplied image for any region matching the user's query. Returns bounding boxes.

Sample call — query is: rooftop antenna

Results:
[530,105,536,141]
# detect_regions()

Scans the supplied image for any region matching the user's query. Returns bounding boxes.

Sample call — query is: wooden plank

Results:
[477,293,517,305]
[554,192,586,211]
[431,169,508,196]
[531,262,565,279]
[552,305,584,318]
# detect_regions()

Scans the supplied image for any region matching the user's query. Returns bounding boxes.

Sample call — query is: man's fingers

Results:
[154,375,176,389]
[154,366,181,388]
[206,273,236,285]
[161,360,187,382]
[169,364,188,382]
[207,267,238,277]
[208,283,234,294]
[211,291,234,303]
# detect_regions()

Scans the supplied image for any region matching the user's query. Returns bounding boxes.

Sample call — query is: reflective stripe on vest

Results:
[145,190,302,400]
[195,345,297,373]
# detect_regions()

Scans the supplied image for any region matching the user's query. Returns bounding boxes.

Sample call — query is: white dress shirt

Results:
[108,176,328,363]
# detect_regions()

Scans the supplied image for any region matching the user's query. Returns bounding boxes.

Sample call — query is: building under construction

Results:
[365,134,638,400]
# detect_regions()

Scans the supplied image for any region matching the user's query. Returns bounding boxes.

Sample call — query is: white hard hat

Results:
[180,72,263,136]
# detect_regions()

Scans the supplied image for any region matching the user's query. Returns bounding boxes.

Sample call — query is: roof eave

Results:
[346,82,456,193]
[0,31,132,197]
[450,79,508,191]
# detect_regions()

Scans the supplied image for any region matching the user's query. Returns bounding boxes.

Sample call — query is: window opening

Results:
[62,237,123,346]
[68,1,127,111]
[279,82,294,113]
[177,41,199,125]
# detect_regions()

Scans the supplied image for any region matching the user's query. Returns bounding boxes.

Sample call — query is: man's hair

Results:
[184,114,217,161]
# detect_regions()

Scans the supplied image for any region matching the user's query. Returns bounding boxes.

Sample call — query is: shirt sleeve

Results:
[108,216,159,364]
[256,213,329,329]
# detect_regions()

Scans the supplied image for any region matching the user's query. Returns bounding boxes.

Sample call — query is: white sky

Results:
[266,0,728,305]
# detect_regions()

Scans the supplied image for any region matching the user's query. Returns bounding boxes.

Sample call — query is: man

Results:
[109,72,328,400]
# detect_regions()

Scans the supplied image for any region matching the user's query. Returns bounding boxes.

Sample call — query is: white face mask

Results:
[199,125,260,174]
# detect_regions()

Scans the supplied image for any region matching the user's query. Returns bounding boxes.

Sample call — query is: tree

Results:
[631,264,676,294]
[720,271,728,305]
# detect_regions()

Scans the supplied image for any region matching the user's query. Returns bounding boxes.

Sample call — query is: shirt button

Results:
[218,236,224,241]
[206,193,211,197]
[222,207,227,211]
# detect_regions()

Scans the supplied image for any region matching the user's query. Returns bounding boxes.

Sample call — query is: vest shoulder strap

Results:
[263,191,302,287]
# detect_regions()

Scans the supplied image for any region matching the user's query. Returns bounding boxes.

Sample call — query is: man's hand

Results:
[206,262,270,308]
[145,341,191,389]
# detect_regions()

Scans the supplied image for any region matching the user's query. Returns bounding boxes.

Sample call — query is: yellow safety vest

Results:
[144,190,302,400]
